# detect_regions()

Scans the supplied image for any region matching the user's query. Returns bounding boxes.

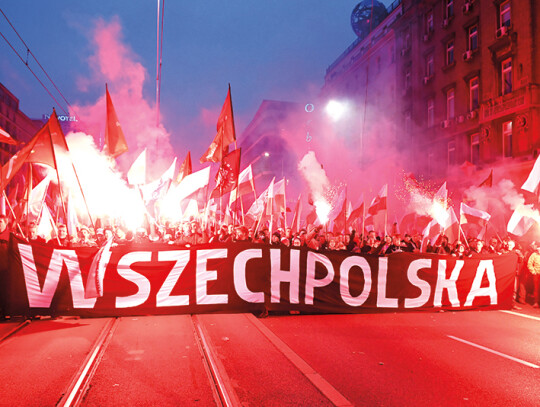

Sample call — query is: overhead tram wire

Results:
[0,7,72,117]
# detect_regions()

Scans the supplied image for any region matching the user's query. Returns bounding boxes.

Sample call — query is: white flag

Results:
[521,155,540,194]
[127,149,146,185]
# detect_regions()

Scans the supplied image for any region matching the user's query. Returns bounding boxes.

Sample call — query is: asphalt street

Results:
[0,306,538,406]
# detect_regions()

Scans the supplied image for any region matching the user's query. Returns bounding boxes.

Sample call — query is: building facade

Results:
[323,0,540,191]
[0,83,41,164]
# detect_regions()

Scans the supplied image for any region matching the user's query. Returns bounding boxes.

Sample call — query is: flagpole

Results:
[3,190,26,238]
[34,179,49,227]
[48,132,69,225]
[25,164,32,227]
[52,120,96,234]
[240,193,246,227]
[283,177,288,230]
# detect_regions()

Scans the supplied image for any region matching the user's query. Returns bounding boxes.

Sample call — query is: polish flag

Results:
[421,218,441,251]
[507,206,536,237]
[367,184,387,216]
[460,202,490,226]
[442,207,460,243]
[521,156,540,194]
[229,165,256,205]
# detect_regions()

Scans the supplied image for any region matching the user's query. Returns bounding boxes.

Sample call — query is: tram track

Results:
[56,317,119,407]
[0,319,31,345]
[191,314,241,407]
[1,314,349,406]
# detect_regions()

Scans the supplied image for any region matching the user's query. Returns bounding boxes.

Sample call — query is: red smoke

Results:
[71,17,174,178]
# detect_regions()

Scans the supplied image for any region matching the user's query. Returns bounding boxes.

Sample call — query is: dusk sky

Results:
[0,1,393,168]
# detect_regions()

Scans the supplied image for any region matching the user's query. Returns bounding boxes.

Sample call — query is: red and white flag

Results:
[273,178,286,214]
[347,200,365,229]
[442,207,460,243]
[434,182,448,208]
[333,197,349,234]
[176,167,210,200]
[421,218,441,251]
[229,164,256,205]
[367,184,387,216]
[460,202,490,226]
[290,194,302,233]
[246,177,274,223]
[507,206,536,237]
[521,156,540,194]
[28,176,51,221]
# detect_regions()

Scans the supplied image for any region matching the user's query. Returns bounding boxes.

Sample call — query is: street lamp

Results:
[325,100,349,122]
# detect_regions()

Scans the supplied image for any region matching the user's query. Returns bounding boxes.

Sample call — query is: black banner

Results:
[1,236,517,317]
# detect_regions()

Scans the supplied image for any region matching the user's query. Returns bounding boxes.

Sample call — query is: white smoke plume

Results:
[298,151,330,202]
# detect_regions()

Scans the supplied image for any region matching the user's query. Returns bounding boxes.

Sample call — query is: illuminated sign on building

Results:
[42,114,78,122]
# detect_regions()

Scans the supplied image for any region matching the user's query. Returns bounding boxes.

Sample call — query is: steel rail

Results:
[0,319,31,344]
[191,315,241,407]
[56,317,119,407]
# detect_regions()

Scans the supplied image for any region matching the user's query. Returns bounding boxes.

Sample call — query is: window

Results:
[426,54,434,77]
[448,140,456,166]
[405,67,411,89]
[447,89,455,120]
[471,133,480,165]
[500,1,511,28]
[425,11,434,34]
[428,151,435,176]
[404,30,411,50]
[377,56,381,73]
[502,58,512,95]
[446,40,455,65]
[427,99,435,127]
[468,25,478,51]
[470,77,479,111]
[445,0,454,19]
[405,111,412,135]
[503,121,513,157]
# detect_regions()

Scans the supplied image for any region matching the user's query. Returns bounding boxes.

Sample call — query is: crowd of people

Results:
[0,213,538,307]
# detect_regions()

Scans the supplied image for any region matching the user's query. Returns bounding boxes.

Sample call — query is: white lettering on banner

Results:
[115,252,152,308]
[434,260,463,307]
[14,244,509,313]
[339,256,372,306]
[376,257,398,308]
[270,249,300,304]
[156,250,190,307]
[465,260,497,306]
[234,249,264,303]
[19,244,96,308]
[404,259,432,308]
[305,252,335,305]
[196,249,228,305]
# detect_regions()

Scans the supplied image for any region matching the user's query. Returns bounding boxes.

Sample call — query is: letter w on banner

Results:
[85,237,114,299]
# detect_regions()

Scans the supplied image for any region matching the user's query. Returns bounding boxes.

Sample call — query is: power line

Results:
[0,7,73,116]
